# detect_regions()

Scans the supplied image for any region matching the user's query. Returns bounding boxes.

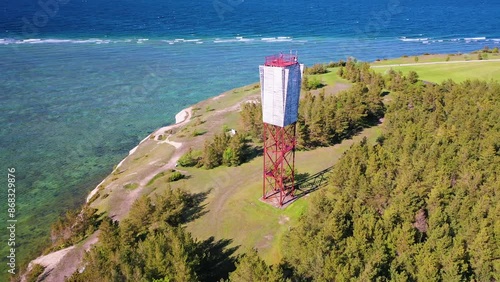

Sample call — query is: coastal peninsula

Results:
[22,52,500,281]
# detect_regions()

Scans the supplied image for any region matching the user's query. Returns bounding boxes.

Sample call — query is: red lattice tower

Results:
[259,53,303,207]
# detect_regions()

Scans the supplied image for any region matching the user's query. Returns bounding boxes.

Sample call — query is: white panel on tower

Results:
[259,62,303,127]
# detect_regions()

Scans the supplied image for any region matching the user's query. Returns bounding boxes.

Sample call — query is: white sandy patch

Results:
[23,232,100,282]
[30,246,75,269]
[212,94,225,100]
[86,178,105,202]
[175,108,190,124]
[244,98,260,104]
[153,107,192,140]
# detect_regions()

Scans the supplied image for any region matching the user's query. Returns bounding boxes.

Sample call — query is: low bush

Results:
[302,76,324,90]
[178,148,201,167]
[305,63,328,75]
[26,264,45,282]
[167,171,185,182]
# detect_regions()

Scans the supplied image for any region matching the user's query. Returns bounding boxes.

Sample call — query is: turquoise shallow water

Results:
[0,0,499,270]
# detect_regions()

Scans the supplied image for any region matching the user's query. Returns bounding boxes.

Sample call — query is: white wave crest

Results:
[261,36,293,42]
[161,38,203,44]
[399,37,429,42]
[214,37,255,43]
[3,38,112,45]
[464,37,486,41]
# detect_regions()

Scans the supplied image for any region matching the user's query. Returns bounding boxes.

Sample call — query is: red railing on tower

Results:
[264,53,298,67]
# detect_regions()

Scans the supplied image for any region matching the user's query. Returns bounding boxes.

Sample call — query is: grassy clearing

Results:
[154,123,384,265]
[307,67,352,96]
[372,52,500,65]
[315,67,350,85]
[372,61,500,83]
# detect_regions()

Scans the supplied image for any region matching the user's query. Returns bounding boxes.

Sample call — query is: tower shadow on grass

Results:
[293,166,333,200]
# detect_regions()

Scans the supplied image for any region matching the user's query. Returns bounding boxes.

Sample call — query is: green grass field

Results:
[371,52,500,65]
[316,67,350,85]
[157,125,382,264]
[372,60,500,83]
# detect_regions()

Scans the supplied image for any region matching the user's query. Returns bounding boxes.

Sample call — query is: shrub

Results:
[124,183,139,190]
[194,117,204,126]
[192,129,206,137]
[167,171,185,182]
[87,191,101,204]
[178,148,200,167]
[302,76,324,90]
[326,60,346,67]
[49,206,100,252]
[305,63,328,75]
[26,264,45,282]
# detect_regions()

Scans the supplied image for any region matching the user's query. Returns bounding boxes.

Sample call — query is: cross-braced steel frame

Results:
[262,122,296,206]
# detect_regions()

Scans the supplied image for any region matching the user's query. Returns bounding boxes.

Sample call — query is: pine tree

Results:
[229,249,282,282]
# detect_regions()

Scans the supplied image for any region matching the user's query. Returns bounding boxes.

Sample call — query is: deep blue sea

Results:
[1,0,499,267]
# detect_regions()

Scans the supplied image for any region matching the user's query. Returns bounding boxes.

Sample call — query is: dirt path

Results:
[371,58,500,68]
[113,107,193,220]
[137,108,193,187]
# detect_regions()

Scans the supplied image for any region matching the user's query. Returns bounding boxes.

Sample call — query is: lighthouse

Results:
[259,52,303,207]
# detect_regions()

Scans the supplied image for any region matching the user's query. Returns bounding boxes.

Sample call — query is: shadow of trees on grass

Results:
[181,190,240,281]
[196,237,239,282]
[182,190,210,224]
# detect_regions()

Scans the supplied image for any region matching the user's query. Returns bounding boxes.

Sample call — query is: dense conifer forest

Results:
[64,62,499,281]
[280,68,500,281]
